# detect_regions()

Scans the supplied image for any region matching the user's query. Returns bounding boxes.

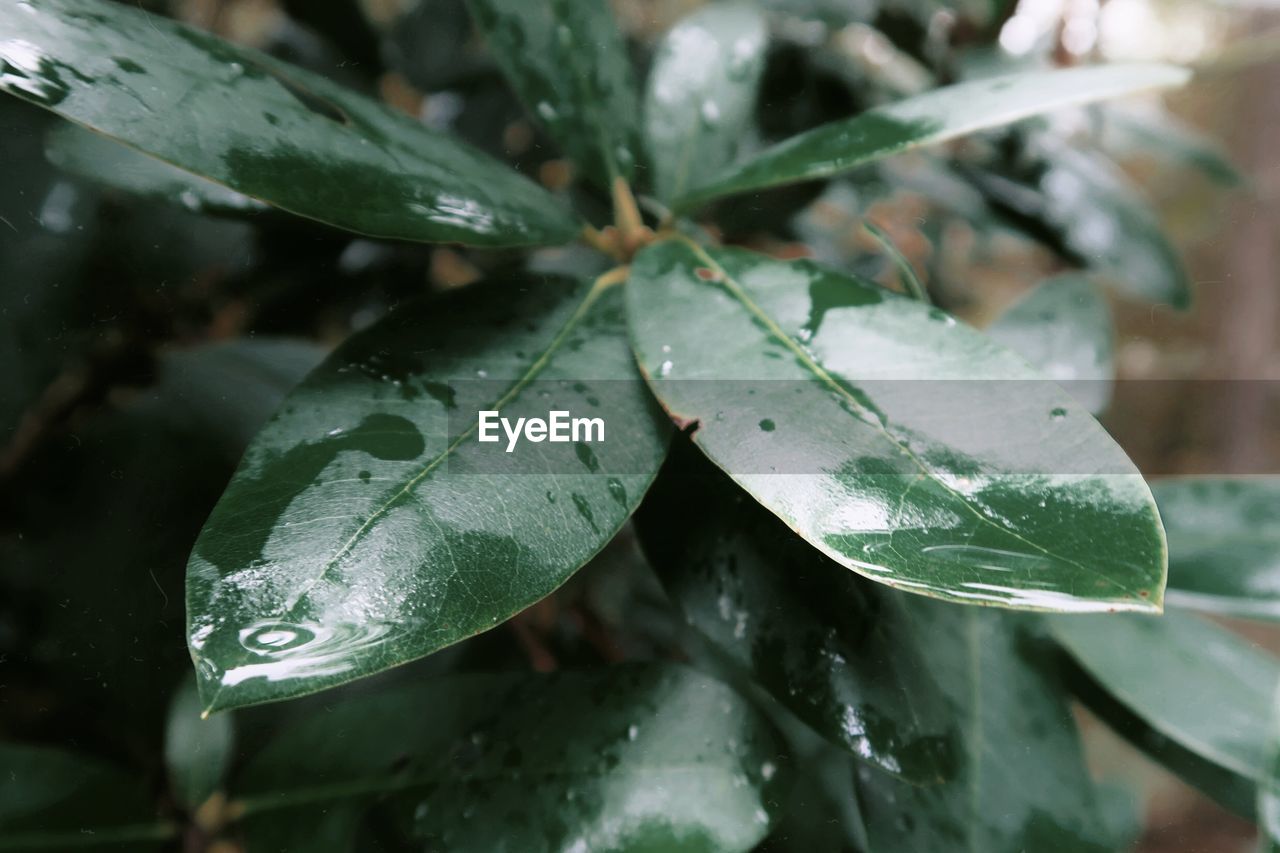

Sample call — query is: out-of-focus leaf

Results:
[0,743,172,851]
[164,679,234,810]
[1064,650,1258,818]
[636,440,954,783]
[0,0,579,246]
[1097,103,1243,187]
[863,220,929,301]
[855,602,1112,852]
[0,98,97,440]
[674,63,1190,210]
[626,239,1165,612]
[240,808,362,853]
[1262,686,1280,850]
[1,339,321,732]
[374,0,484,93]
[1153,478,1280,620]
[986,274,1114,414]
[644,2,767,202]
[465,0,642,188]
[188,274,670,712]
[968,140,1191,307]
[45,123,267,217]
[233,665,788,852]
[1051,611,1280,788]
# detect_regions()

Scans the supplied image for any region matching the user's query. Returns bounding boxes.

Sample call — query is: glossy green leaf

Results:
[627,239,1165,612]
[164,679,234,810]
[636,440,955,782]
[673,63,1190,210]
[1262,687,1280,850]
[188,273,671,712]
[855,602,1112,852]
[45,123,266,216]
[1152,477,1280,620]
[643,2,767,202]
[969,140,1191,307]
[986,274,1114,415]
[1051,610,1280,786]
[1063,650,1258,817]
[0,0,578,246]
[0,743,173,850]
[234,665,788,852]
[466,0,642,188]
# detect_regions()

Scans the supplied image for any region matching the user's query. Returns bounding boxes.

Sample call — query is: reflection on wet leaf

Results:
[188,274,670,712]
[627,238,1165,612]
[0,0,578,246]
[637,442,956,783]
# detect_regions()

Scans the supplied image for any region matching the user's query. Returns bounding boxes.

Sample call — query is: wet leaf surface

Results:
[1051,610,1280,786]
[45,122,267,217]
[986,274,1114,414]
[674,63,1190,210]
[855,602,1112,853]
[235,665,788,852]
[626,239,1165,612]
[0,743,171,850]
[188,274,671,712]
[644,2,767,202]
[466,0,642,188]
[0,0,578,246]
[636,440,955,782]
[1153,477,1280,620]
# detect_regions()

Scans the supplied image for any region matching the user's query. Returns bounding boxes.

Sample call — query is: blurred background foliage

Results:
[1,0,1279,850]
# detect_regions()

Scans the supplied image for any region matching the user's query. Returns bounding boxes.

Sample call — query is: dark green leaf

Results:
[45,123,266,216]
[164,679,234,810]
[1262,690,1280,850]
[0,0,578,246]
[1051,611,1280,786]
[1063,650,1259,818]
[466,0,642,188]
[234,665,788,852]
[643,2,767,202]
[986,274,1114,414]
[636,440,954,782]
[240,808,362,853]
[855,602,1112,852]
[674,63,1190,210]
[0,743,173,850]
[3,339,321,733]
[1153,477,1280,620]
[188,274,671,712]
[627,239,1165,612]
[0,98,98,439]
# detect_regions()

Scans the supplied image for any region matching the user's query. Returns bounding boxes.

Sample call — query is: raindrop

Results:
[1049,407,1068,421]
[699,99,721,126]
